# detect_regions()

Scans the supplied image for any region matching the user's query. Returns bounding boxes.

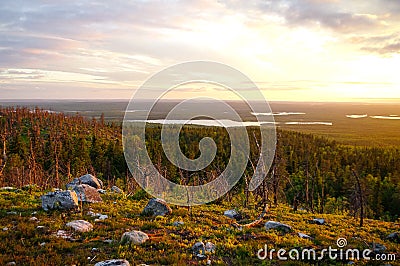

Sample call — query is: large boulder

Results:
[66,220,93,232]
[95,260,130,266]
[265,221,292,233]
[121,231,149,245]
[66,174,103,189]
[71,184,103,203]
[41,190,79,211]
[142,198,172,217]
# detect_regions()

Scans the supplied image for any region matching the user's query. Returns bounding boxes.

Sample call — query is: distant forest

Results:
[0,107,399,221]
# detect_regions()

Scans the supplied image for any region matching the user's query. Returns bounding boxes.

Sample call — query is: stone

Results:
[0,187,15,191]
[192,241,206,255]
[71,184,103,203]
[98,189,107,194]
[121,231,149,245]
[66,220,93,232]
[205,242,216,253]
[265,221,292,233]
[41,190,79,211]
[142,198,172,217]
[29,217,39,222]
[66,174,103,189]
[6,262,16,266]
[371,243,386,253]
[94,259,130,266]
[111,186,123,193]
[312,218,325,225]
[387,232,399,243]
[3,227,8,231]
[56,230,73,240]
[223,209,242,220]
[298,232,313,240]
[173,221,184,227]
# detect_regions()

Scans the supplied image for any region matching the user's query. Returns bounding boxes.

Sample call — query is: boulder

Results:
[205,242,216,253]
[192,241,206,255]
[66,220,93,232]
[121,231,149,245]
[94,259,130,266]
[298,232,313,240]
[387,232,399,243]
[173,221,184,227]
[111,186,123,194]
[312,218,325,225]
[265,221,292,233]
[142,198,172,217]
[223,209,242,220]
[71,184,103,203]
[371,243,386,253]
[41,190,79,211]
[66,174,103,189]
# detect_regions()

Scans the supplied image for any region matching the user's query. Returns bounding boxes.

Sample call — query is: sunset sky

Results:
[1,0,400,101]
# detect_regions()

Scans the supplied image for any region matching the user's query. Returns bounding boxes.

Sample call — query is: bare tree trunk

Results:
[352,170,364,227]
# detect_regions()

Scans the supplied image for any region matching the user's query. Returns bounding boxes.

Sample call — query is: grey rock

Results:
[298,232,313,240]
[3,227,8,231]
[1,187,15,191]
[142,198,172,217]
[56,230,73,240]
[94,259,130,266]
[97,189,107,194]
[111,186,123,193]
[371,243,386,253]
[173,221,184,226]
[6,262,16,266]
[205,242,216,253]
[103,239,114,244]
[29,216,39,222]
[7,211,17,215]
[312,218,325,225]
[121,231,149,245]
[387,232,399,243]
[41,190,79,211]
[66,174,103,189]
[223,209,242,220]
[71,184,103,203]
[66,220,93,232]
[265,221,292,233]
[192,241,206,255]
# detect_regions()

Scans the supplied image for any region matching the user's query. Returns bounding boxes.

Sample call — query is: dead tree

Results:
[351,169,364,227]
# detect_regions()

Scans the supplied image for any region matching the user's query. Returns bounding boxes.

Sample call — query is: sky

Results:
[0,0,400,102]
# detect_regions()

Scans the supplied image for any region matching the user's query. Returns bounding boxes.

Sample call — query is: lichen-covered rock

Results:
[121,231,149,245]
[192,241,206,255]
[142,198,172,217]
[387,232,399,243]
[41,190,79,211]
[94,259,130,266]
[111,186,123,193]
[71,184,103,203]
[265,221,292,233]
[66,174,103,189]
[223,209,242,220]
[312,218,325,225]
[66,220,93,232]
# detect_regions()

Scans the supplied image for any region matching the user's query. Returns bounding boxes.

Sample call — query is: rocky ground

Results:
[0,177,399,265]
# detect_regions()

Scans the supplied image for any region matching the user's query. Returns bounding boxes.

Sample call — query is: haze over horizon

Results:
[1,0,400,102]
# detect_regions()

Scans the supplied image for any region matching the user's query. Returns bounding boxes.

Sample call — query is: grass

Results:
[0,189,399,265]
